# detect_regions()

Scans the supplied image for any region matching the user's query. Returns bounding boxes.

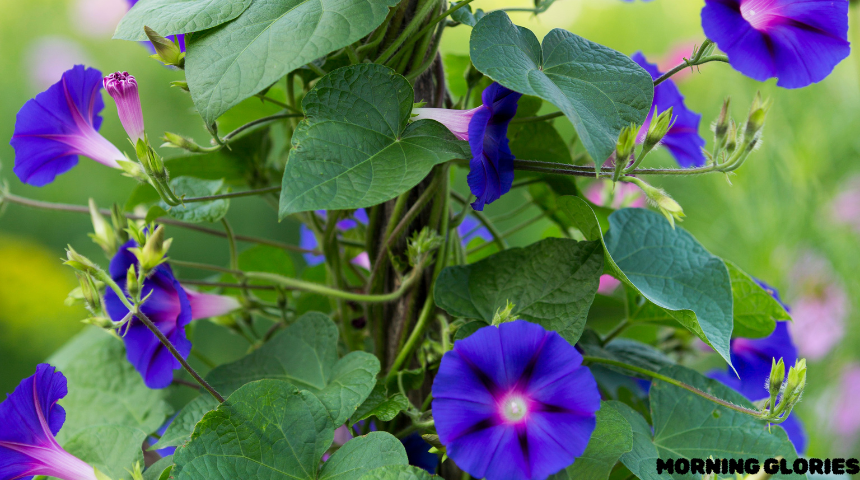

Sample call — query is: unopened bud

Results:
[768,357,785,398]
[745,92,772,139]
[715,97,731,137]
[784,358,807,402]
[104,72,145,142]
[88,198,117,256]
[465,62,484,89]
[644,107,673,149]
[129,225,172,273]
[126,265,140,299]
[725,120,738,154]
[491,300,517,326]
[144,26,184,67]
[82,316,114,329]
[613,124,638,181]
[625,177,685,229]
[170,80,189,92]
[117,159,149,182]
[75,272,102,313]
[110,204,129,243]
[64,246,100,274]
[406,226,443,267]
[162,132,206,153]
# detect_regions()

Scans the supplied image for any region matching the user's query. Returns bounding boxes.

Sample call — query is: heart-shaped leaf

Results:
[114,0,253,41]
[206,311,379,425]
[279,64,469,217]
[159,177,230,223]
[434,238,604,344]
[469,11,654,166]
[185,0,399,123]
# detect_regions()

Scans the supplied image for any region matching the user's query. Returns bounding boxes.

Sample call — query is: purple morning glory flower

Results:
[631,52,707,168]
[104,239,240,389]
[0,364,98,480]
[11,65,124,187]
[401,433,438,474]
[458,215,492,245]
[701,0,850,89]
[149,414,177,457]
[413,83,521,211]
[103,72,145,142]
[707,282,806,453]
[432,320,600,480]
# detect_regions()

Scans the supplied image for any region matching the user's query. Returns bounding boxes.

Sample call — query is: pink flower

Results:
[103,72,145,142]
[831,175,860,233]
[832,364,860,443]
[584,179,646,209]
[597,275,621,295]
[787,252,849,360]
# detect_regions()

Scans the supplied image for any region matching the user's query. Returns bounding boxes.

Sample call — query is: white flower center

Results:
[501,395,528,422]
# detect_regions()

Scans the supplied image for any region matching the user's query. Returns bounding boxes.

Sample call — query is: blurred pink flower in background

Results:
[831,175,860,233]
[584,179,646,210]
[829,364,860,446]
[787,252,849,360]
[657,41,699,83]
[71,0,128,37]
[597,275,621,295]
[25,37,92,91]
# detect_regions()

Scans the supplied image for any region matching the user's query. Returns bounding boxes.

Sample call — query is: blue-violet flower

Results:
[701,0,850,88]
[11,65,123,186]
[632,52,707,168]
[103,239,240,389]
[413,83,521,211]
[432,320,600,480]
[0,364,97,480]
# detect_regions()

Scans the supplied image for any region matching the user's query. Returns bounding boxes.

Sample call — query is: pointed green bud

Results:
[162,132,207,152]
[64,246,100,274]
[768,357,785,398]
[491,300,517,326]
[129,225,172,273]
[88,198,117,256]
[126,265,140,299]
[170,80,189,92]
[406,226,443,267]
[784,358,807,402]
[145,26,185,67]
[125,219,147,246]
[117,159,149,182]
[613,124,638,181]
[465,62,484,89]
[81,316,114,329]
[76,272,102,313]
[644,107,673,149]
[713,97,731,147]
[624,177,685,229]
[725,120,738,155]
[745,92,772,139]
[110,204,129,243]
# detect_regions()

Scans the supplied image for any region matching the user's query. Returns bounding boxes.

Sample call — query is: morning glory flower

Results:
[457,215,492,246]
[11,65,124,186]
[103,72,145,142]
[701,0,850,88]
[432,320,600,480]
[0,364,98,480]
[413,83,521,211]
[103,239,240,389]
[708,281,806,453]
[631,52,707,168]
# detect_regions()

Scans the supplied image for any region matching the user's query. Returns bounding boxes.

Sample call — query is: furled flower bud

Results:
[75,272,102,314]
[406,226,443,267]
[725,120,738,155]
[126,265,140,299]
[644,107,673,150]
[88,198,117,256]
[744,92,772,140]
[144,26,184,67]
[768,357,786,401]
[162,132,206,153]
[491,300,517,326]
[784,358,807,403]
[103,72,145,142]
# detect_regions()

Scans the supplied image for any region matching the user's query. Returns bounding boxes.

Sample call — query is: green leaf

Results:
[157,394,220,448]
[159,177,230,223]
[61,425,147,480]
[47,328,171,443]
[727,261,789,338]
[114,0,253,41]
[278,64,469,217]
[318,432,409,480]
[350,384,411,427]
[173,380,334,480]
[206,312,380,425]
[469,11,653,166]
[442,54,471,98]
[358,465,435,480]
[144,456,174,480]
[450,4,485,26]
[615,402,672,480]
[621,366,804,480]
[549,401,633,480]
[435,238,604,344]
[559,196,735,367]
[185,0,398,123]
[145,205,169,223]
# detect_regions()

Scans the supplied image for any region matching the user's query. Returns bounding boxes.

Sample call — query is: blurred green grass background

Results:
[1,0,858,459]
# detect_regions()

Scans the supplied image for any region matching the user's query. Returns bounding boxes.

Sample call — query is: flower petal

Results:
[185,289,241,320]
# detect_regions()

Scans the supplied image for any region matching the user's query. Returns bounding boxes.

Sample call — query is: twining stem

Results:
[178,279,277,291]
[245,267,424,303]
[255,94,302,114]
[600,319,631,346]
[378,0,478,65]
[1,192,317,255]
[170,259,241,275]
[509,111,564,124]
[135,307,226,403]
[653,48,729,87]
[581,356,761,417]
[450,191,507,251]
[466,211,547,255]
[376,0,440,64]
